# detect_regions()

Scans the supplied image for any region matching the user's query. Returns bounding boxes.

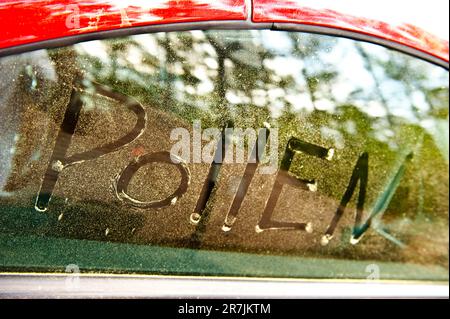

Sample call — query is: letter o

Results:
[113,151,190,209]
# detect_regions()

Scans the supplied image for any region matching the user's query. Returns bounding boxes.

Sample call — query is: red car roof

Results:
[0,0,448,64]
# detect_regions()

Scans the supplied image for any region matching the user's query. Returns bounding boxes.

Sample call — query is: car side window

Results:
[0,30,448,281]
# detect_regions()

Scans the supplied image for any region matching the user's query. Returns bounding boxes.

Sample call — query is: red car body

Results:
[0,0,448,66]
[0,0,448,299]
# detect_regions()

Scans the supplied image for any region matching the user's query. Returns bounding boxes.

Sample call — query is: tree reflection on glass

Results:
[0,30,448,279]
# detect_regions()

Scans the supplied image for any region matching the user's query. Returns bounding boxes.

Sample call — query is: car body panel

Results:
[0,0,248,50]
[0,0,448,64]
[253,0,449,63]
[0,0,448,299]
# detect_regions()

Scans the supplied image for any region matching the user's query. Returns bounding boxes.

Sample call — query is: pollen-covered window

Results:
[0,30,448,281]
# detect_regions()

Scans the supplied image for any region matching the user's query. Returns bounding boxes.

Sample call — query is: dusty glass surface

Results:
[0,30,448,281]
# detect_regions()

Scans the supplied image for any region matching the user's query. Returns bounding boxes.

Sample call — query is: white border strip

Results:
[0,274,448,298]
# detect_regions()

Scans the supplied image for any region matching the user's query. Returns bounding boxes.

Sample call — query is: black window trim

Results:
[0,20,448,70]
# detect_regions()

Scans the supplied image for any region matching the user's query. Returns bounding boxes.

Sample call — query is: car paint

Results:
[0,0,247,50]
[0,1,448,299]
[0,0,448,64]
[253,0,449,63]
